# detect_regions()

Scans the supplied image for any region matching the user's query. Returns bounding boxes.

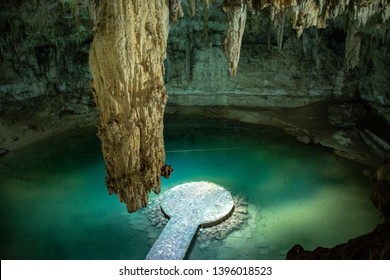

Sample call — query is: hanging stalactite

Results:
[203,0,210,38]
[223,0,248,76]
[169,0,184,23]
[273,8,286,52]
[222,0,389,75]
[188,0,197,16]
[88,0,170,212]
[345,19,362,71]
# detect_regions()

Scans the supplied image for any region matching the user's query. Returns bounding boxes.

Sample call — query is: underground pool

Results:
[0,115,383,260]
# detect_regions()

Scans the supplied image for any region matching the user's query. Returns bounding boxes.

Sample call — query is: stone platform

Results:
[146,181,234,260]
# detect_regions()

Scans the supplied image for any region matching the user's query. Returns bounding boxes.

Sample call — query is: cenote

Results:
[0,115,382,260]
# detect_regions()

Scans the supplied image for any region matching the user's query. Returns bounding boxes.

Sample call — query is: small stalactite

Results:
[313,28,321,69]
[0,39,4,61]
[267,10,272,52]
[204,0,213,8]
[203,0,210,40]
[273,8,286,52]
[185,31,192,83]
[187,0,197,17]
[169,0,184,23]
[294,30,303,60]
[223,0,248,76]
[247,0,262,12]
[345,19,362,72]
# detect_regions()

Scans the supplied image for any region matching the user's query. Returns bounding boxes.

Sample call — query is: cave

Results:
[1,0,390,260]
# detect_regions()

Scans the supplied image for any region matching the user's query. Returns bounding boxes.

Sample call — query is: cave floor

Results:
[0,102,98,151]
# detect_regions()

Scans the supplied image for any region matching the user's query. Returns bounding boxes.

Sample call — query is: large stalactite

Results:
[88,0,170,212]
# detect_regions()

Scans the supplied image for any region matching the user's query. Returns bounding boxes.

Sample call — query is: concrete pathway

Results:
[146,181,234,260]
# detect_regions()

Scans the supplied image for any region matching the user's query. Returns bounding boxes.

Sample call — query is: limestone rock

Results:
[89,0,170,212]
[371,161,390,219]
[262,0,390,36]
[296,134,311,145]
[0,0,93,109]
[170,0,184,22]
[328,103,367,127]
[286,222,390,259]
[332,131,353,147]
[223,0,248,76]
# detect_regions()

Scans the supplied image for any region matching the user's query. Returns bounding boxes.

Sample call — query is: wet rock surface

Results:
[328,103,367,128]
[286,222,390,260]
[197,195,249,247]
[0,0,93,112]
[371,160,390,219]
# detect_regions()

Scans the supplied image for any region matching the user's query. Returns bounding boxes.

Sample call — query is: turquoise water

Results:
[0,115,382,259]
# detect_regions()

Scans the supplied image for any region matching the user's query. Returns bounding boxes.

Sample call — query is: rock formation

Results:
[88,0,170,212]
[161,164,174,179]
[220,0,390,76]
[0,0,93,114]
[223,0,248,76]
[286,222,390,259]
[371,158,390,219]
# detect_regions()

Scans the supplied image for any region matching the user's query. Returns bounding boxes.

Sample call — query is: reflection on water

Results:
[0,115,382,259]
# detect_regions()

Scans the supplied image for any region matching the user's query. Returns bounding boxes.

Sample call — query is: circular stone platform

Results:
[145,181,234,260]
[161,181,235,226]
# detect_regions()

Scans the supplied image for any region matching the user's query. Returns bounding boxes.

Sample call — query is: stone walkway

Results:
[146,181,234,260]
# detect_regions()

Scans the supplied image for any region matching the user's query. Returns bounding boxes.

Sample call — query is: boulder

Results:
[286,223,390,259]
[328,103,367,127]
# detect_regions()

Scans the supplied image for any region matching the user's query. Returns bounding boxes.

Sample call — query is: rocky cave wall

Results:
[166,1,390,115]
[1,1,390,117]
[166,1,346,107]
[0,0,93,116]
